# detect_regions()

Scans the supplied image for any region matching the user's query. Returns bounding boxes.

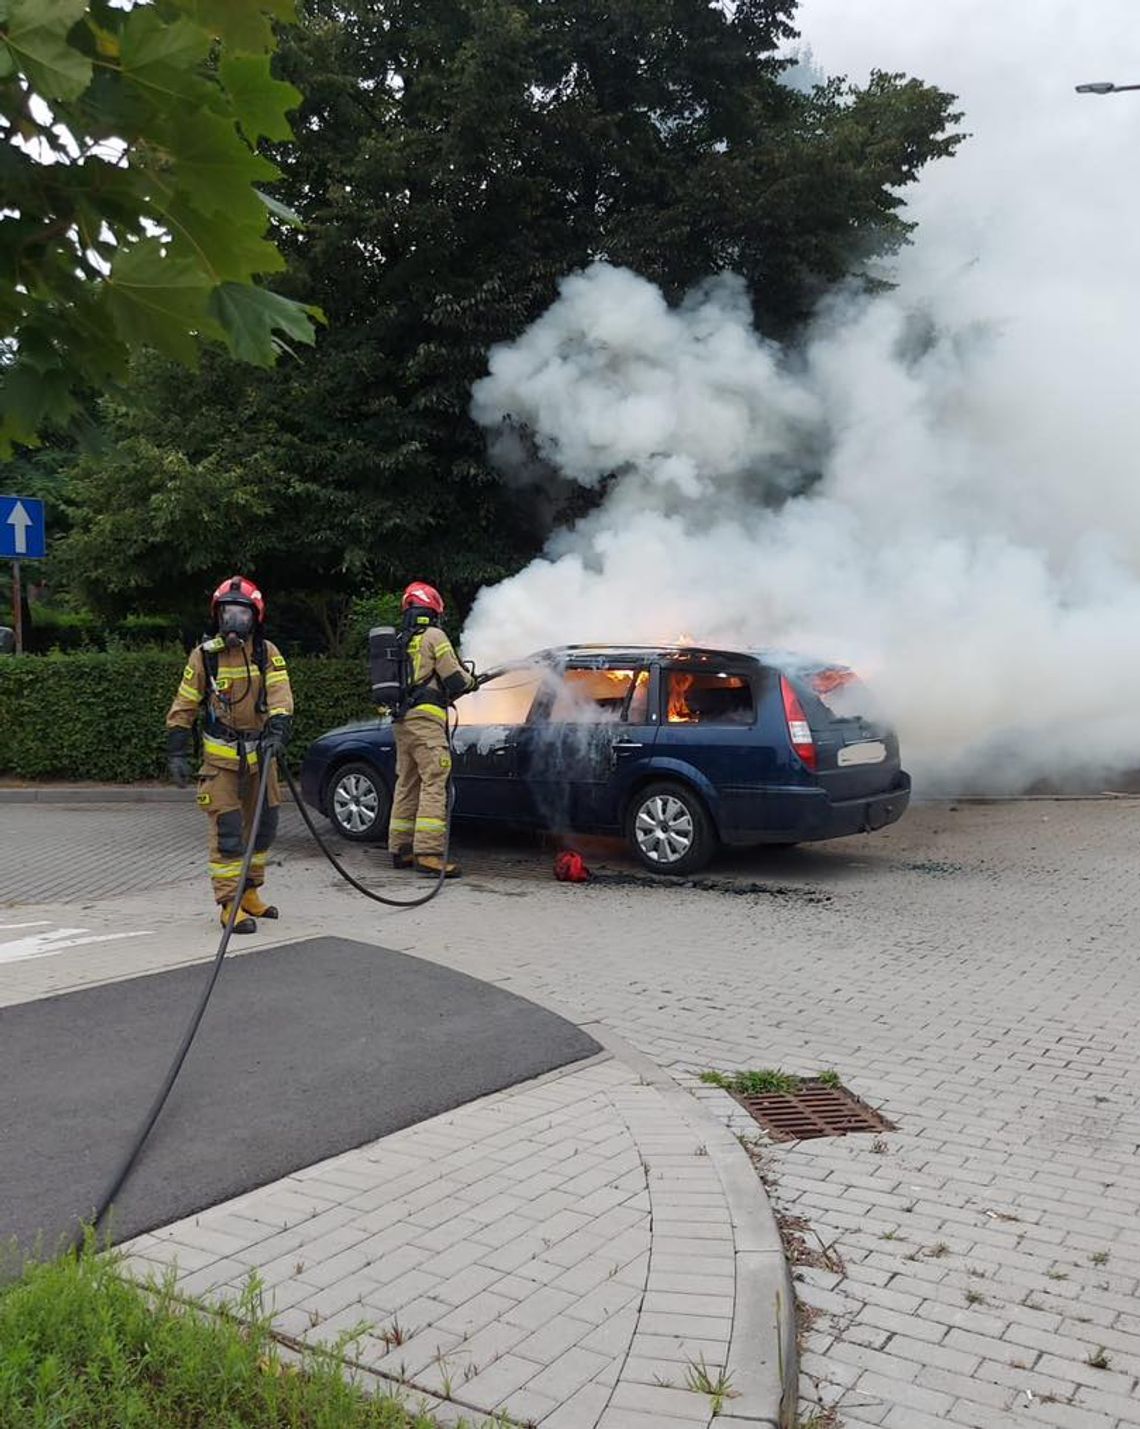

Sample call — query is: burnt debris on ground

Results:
[587,870,832,902]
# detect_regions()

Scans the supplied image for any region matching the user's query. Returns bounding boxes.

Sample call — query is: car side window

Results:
[665,669,755,725]
[545,667,638,722]
[455,668,545,726]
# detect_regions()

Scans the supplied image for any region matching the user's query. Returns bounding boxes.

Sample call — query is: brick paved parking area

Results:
[394,799,1140,1429]
[5,796,1140,1427]
[0,798,202,903]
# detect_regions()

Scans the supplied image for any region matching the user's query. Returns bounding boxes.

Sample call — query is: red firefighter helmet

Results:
[402,581,445,615]
[210,575,266,624]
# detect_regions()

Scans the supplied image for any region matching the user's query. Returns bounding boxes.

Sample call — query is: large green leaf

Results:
[162,109,280,217]
[3,0,90,100]
[208,282,322,366]
[103,240,219,365]
[0,364,78,455]
[119,8,212,106]
[155,192,286,283]
[221,53,301,143]
[170,0,297,55]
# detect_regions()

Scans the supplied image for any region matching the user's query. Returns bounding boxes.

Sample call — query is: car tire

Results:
[325,760,390,843]
[626,780,715,876]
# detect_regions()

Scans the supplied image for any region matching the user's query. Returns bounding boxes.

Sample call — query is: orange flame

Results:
[667,672,697,723]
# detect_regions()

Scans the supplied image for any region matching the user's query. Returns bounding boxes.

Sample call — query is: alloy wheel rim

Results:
[634,794,694,864]
[333,772,379,833]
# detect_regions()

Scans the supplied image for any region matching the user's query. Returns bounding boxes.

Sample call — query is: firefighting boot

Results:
[414,854,462,879]
[241,886,278,919]
[391,845,414,870]
[219,901,256,934]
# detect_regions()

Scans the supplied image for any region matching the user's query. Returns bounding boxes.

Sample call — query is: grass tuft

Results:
[0,1248,448,1426]
[699,1068,802,1095]
[683,1354,737,1414]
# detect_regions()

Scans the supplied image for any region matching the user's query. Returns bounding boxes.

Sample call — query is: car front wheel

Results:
[626,780,715,875]
[326,761,390,843]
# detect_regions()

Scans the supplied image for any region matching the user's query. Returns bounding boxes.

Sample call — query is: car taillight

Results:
[780,675,817,771]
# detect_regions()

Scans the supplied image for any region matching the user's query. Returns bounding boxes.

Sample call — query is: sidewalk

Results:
[121,1033,794,1429]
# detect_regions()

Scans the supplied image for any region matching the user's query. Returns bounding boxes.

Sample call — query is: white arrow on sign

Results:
[6,500,32,555]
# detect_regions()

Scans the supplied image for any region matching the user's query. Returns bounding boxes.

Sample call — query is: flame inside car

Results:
[667,669,753,725]
[810,666,858,699]
[806,666,880,722]
[668,671,696,723]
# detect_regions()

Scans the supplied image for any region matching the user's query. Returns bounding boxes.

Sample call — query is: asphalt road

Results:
[0,936,599,1258]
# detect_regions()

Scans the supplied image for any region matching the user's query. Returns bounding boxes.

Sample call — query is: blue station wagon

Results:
[300,644,911,875]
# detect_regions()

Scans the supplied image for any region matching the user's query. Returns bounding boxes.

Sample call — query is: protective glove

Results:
[260,713,293,758]
[166,727,193,788]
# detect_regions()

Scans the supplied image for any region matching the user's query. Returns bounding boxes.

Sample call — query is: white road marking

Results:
[0,922,52,931]
[0,927,152,966]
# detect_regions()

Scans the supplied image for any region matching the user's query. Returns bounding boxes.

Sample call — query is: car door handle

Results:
[613,740,643,751]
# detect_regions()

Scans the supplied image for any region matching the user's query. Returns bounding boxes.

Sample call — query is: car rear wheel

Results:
[326,761,390,843]
[626,781,715,875]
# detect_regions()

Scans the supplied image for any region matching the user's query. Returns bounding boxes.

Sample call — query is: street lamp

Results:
[1075,81,1140,94]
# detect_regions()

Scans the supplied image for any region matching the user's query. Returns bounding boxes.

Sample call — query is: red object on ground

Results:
[554,850,590,883]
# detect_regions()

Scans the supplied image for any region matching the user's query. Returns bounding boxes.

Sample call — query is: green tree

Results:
[55,0,961,627]
[0,0,323,455]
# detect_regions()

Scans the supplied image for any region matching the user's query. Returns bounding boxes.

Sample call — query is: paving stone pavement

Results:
[120,1055,775,1429]
[5,796,1140,1427]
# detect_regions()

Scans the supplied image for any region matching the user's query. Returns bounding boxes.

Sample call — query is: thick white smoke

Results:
[463,1,1140,792]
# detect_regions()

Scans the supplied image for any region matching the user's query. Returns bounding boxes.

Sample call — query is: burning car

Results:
[299,645,911,875]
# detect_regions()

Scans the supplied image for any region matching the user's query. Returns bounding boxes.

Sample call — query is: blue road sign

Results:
[0,496,46,560]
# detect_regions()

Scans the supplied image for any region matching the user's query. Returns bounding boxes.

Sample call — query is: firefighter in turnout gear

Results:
[389,582,476,877]
[166,576,294,932]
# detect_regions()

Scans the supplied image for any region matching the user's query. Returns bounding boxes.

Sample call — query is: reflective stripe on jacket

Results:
[402,625,475,723]
[166,639,294,767]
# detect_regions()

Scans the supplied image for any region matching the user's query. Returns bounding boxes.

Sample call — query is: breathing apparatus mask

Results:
[217,600,256,648]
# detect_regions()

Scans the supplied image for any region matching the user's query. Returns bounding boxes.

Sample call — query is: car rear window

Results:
[666,670,754,725]
[804,666,881,723]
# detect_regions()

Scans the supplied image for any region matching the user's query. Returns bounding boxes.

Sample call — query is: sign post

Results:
[1,497,47,655]
[11,560,21,655]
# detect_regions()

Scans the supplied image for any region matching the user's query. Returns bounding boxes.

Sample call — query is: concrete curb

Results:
[583,1023,797,1429]
[0,786,192,803]
[0,786,297,804]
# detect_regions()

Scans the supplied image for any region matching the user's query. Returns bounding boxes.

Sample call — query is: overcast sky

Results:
[796,0,1140,286]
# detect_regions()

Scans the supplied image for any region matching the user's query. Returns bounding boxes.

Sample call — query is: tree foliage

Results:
[0,0,323,455]
[52,0,962,629]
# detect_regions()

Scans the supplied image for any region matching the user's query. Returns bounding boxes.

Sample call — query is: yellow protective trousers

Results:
[197,760,281,904]
[388,715,451,857]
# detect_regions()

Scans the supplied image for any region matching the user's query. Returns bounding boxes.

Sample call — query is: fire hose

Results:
[74,717,457,1254]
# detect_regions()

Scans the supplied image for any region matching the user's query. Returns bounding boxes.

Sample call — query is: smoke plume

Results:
[463,1,1140,792]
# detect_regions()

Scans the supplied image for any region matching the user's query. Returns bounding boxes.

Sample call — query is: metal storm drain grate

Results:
[733,1079,895,1142]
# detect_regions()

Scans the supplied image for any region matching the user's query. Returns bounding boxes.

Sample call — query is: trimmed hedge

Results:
[0,651,376,782]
